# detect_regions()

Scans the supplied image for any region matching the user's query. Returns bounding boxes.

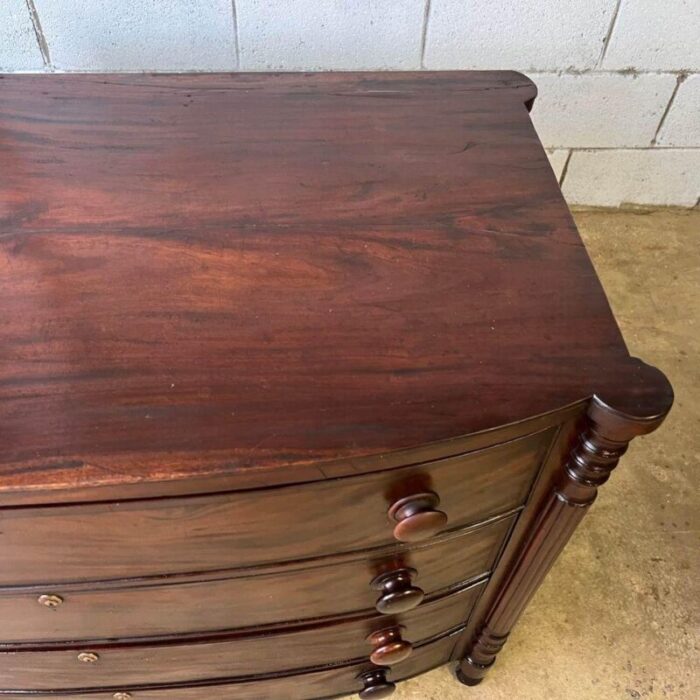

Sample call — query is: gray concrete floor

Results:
[395,210,700,700]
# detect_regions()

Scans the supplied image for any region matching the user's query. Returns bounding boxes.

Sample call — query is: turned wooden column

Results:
[458,365,673,686]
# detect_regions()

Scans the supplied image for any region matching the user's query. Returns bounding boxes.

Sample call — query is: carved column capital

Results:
[556,418,628,507]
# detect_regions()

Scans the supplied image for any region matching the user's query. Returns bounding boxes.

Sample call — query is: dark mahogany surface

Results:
[0,433,542,585]
[0,72,668,495]
[0,631,462,699]
[0,584,480,689]
[0,516,510,644]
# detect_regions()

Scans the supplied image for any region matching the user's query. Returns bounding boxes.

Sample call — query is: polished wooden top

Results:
[0,72,671,497]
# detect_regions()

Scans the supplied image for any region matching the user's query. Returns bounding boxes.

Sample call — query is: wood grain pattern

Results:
[0,513,513,645]
[0,72,664,499]
[451,419,578,663]
[0,406,584,507]
[0,431,547,585]
[0,584,480,690]
[0,630,461,699]
[0,72,674,698]
[457,372,673,684]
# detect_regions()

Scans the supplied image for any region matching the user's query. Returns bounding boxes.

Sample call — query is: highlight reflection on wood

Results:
[0,71,672,698]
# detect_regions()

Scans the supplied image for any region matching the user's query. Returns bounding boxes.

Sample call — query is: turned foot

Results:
[456,628,505,686]
[456,663,484,686]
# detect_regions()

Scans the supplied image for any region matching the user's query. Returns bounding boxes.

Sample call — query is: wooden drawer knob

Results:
[367,626,413,666]
[371,568,424,614]
[388,491,447,542]
[357,668,396,699]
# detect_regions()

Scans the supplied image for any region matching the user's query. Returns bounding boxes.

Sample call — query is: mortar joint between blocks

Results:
[25,0,52,70]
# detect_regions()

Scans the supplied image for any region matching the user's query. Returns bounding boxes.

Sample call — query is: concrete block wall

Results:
[1,0,698,207]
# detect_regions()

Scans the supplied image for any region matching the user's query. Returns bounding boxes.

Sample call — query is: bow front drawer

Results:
[0,513,512,644]
[0,630,461,700]
[0,430,552,585]
[0,583,481,691]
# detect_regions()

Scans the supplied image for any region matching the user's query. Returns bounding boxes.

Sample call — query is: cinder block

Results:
[546,150,570,182]
[33,0,237,71]
[657,75,700,147]
[604,0,700,71]
[237,0,424,70]
[0,0,44,71]
[424,0,615,71]
[562,149,700,207]
[529,73,677,148]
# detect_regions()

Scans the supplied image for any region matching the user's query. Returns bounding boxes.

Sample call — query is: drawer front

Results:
[0,583,481,690]
[0,430,550,585]
[0,514,513,644]
[0,629,459,700]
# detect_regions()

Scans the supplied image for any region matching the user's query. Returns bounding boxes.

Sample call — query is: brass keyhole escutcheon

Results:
[77,651,100,664]
[38,594,63,608]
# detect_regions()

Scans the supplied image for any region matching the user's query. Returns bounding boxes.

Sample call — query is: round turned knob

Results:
[357,668,396,699]
[387,491,447,542]
[113,694,132,700]
[77,651,99,664]
[370,568,425,615]
[367,626,413,666]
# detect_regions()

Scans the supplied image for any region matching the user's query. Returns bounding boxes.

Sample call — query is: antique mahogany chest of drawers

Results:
[0,72,672,698]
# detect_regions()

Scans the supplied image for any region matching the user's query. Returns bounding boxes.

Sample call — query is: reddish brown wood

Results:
[0,71,667,501]
[450,419,578,664]
[0,406,584,507]
[457,365,673,685]
[367,626,413,666]
[0,72,673,698]
[0,431,546,585]
[0,584,480,690]
[0,631,461,699]
[388,492,448,542]
[0,514,511,645]
[371,567,424,615]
